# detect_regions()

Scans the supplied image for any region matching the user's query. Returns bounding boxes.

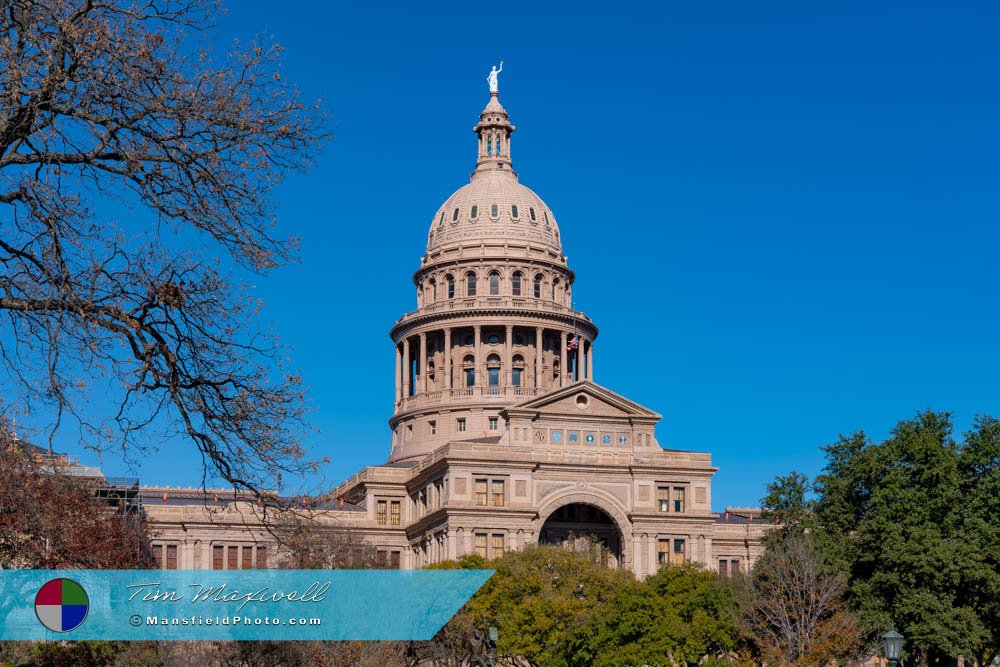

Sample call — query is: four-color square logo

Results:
[35,578,89,632]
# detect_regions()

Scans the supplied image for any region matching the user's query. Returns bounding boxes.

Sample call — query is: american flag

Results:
[567,334,580,351]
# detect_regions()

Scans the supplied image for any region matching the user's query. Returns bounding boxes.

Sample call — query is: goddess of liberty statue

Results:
[487,61,503,94]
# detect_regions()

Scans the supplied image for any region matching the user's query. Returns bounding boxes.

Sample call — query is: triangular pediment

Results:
[505,380,662,422]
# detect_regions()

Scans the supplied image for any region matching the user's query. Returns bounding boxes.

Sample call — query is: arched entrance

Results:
[539,503,623,567]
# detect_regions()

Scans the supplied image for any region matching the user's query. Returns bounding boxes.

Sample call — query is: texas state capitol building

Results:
[143,80,768,577]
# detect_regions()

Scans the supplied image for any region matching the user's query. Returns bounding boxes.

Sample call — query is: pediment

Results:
[505,380,661,422]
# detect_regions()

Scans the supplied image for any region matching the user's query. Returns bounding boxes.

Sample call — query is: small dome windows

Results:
[466,272,477,296]
[529,207,536,222]
[511,204,519,219]
[511,271,523,296]
[490,203,499,219]
[487,334,500,345]
[544,211,550,227]
[470,205,478,219]
[438,212,444,227]
[488,270,500,295]
[452,207,460,222]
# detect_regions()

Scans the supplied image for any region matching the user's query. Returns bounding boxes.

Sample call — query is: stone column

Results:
[402,338,411,397]
[505,324,513,387]
[418,332,427,394]
[473,325,482,389]
[443,327,452,390]
[394,343,402,401]
[560,331,568,387]
[587,339,594,381]
[534,327,543,389]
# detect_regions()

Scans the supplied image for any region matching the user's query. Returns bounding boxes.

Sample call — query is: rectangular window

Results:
[719,559,728,577]
[673,539,686,565]
[242,546,253,569]
[673,487,686,513]
[152,545,163,569]
[429,420,436,435]
[731,559,740,575]
[657,486,670,512]
[492,534,505,557]
[488,417,499,431]
[228,545,238,570]
[512,368,522,386]
[390,551,401,569]
[376,499,388,525]
[657,539,669,566]
[475,533,488,558]
[390,500,401,526]
[475,479,488,506]
[166,545,178,570]
[458,418,467,432]
[213,545,224,570]
[256,546,268,569]
[492,480,505,506]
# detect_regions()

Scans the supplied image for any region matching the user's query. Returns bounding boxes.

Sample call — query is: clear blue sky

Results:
[43,1,1000,509]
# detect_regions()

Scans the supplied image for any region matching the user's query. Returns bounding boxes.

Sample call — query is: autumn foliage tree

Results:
[0,425,152,569]
[0,0,326,492]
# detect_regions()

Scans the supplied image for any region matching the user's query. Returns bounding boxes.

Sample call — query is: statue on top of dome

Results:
[487,61,503,94]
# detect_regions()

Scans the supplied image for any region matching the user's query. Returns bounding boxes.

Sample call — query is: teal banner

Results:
[0,570,492,640]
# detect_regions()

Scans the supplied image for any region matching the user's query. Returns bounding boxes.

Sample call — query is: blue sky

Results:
[28,1,1000,510]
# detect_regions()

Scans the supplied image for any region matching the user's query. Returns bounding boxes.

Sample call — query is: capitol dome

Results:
[427,171,562,253]
[426,92,562,254]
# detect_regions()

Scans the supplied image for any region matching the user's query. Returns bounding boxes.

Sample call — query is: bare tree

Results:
[736,531,866,666]
[0,0,326,493]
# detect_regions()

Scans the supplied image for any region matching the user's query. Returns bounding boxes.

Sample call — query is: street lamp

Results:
[882,627,903,667]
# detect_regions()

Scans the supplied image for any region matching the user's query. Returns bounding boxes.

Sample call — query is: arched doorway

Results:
[539,503,623,567]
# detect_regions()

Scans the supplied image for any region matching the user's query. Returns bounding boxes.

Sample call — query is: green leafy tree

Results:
[767,410,1000,666]
[572,564,743,667]
[760,471,814,527]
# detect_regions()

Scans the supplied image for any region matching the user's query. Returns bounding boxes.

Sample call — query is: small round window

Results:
[463,334,474,346]
[575,394,590,409]
[487,334,500,345]
[470,205,478,219]
[511,204,519,219]
[452,207,460,222]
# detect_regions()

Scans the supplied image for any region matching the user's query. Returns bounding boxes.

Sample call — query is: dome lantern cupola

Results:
[474,92,516,177]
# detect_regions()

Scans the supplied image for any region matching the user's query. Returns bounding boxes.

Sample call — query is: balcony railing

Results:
[394,297,592,325]
[396,385,542,411]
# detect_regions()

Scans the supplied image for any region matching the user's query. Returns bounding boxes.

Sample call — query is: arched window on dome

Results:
[446,275,455,299]
[552,278,560,302]
[463,355,475,388]
[470,205,478,220]
[490,203,499,219]
[512,354,525,387]
[489,271,500,296]
[452,207,460,222]
[439,212,444,227]
[530,207,537,222]
[511,204,519,219]
[466,272,477,297]
[534,274,543,299]
[512,272,523,297]
[429,278,437,302]
[486,354,501,388]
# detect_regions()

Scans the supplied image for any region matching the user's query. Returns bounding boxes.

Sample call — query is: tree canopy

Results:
[0,0,326,492]
[762,410,1000,666]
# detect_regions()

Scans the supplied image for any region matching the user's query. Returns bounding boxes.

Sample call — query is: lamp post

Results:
[882,627,904,667]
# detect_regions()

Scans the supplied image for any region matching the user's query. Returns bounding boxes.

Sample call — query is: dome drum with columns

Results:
[388,90,598,463]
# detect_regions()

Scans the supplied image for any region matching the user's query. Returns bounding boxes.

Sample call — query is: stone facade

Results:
[143,89,770,576]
